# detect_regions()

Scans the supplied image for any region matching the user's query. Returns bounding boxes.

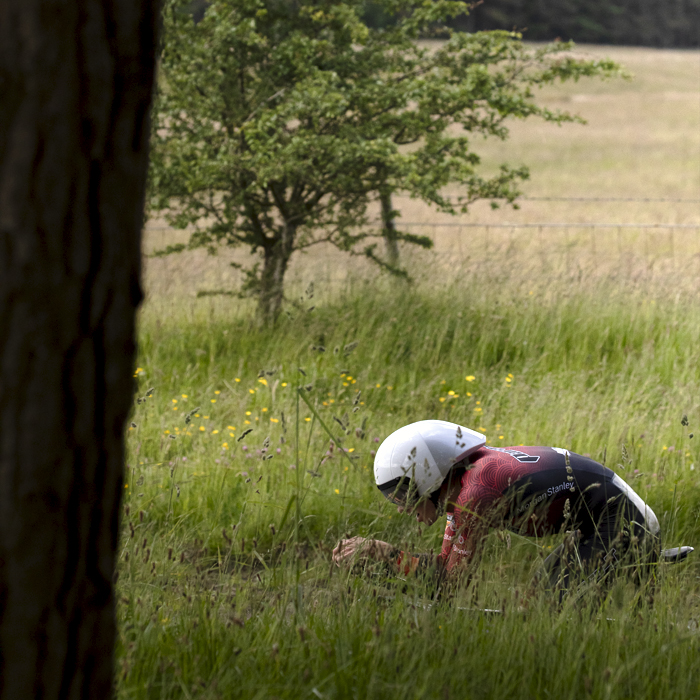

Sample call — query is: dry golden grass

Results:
[142,45,700,315]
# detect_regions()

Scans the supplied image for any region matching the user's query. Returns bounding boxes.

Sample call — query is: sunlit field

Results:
[118,46,700,699]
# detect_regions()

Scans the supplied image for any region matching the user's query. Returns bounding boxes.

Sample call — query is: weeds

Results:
[117,275,700,699]
[118,44,700,699]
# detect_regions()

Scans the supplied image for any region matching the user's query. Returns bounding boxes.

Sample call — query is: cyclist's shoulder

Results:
[468,445,561,468]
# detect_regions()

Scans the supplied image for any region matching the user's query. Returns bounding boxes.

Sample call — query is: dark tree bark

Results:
[0,1,159,698]
[259,222,296,324]
[380,190,399,267]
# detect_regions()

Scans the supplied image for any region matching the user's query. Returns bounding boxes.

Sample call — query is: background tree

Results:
[0,0,158,697]
[447,0,700,48]
[149,0,619,323]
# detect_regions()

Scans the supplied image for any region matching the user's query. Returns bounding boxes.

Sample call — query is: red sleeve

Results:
[439,466,502,573]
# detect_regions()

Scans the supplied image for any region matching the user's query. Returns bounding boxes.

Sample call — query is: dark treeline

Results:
[367,0,700,48]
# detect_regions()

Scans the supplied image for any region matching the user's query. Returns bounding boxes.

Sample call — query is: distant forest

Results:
[367,0,700,48]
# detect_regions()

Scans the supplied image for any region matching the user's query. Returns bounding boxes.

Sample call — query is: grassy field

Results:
[118,45,700,699]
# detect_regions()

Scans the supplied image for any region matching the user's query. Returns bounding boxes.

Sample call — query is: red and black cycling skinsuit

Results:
[401,446,660,590]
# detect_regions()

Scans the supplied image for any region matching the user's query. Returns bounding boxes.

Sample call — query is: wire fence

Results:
[144,220,700,261]
[393,221,700,265]
[518,197,700,203]
[141,216,700,311]
[444,196,700,203]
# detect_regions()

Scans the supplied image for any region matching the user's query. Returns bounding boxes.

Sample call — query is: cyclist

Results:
[332,420,661,595]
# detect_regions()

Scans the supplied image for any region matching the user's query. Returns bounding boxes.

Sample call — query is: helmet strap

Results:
[428,487,442,508]
[437,466,467,512]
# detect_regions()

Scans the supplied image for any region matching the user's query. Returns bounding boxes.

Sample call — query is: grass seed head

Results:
[184,407,200,424]
[238,428,253,441]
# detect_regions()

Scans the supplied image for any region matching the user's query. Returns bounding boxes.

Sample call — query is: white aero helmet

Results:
[374,420,486,504]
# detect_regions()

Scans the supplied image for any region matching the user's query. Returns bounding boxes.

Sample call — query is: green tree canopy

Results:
[149,0,620,322]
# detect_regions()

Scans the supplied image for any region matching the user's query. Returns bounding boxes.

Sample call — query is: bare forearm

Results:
[333,537,445,578]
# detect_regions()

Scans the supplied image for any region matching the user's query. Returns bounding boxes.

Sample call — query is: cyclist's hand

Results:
[332,537,393,566]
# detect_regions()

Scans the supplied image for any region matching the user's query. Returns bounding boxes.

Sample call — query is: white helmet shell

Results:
[374,420,486,497]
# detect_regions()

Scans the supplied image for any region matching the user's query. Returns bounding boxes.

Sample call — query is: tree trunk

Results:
[380,190,399,267]
[0,1,159,698]
[258,223,296,324]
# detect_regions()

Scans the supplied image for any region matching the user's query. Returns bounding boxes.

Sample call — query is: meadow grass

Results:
[119,270,700,699]
[118,45,700,699]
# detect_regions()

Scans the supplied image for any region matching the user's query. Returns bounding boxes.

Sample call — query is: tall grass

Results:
[118,266,700,699]
[119,43,700,700]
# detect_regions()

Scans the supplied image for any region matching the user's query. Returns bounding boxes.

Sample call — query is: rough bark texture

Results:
[0,1,159,697]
